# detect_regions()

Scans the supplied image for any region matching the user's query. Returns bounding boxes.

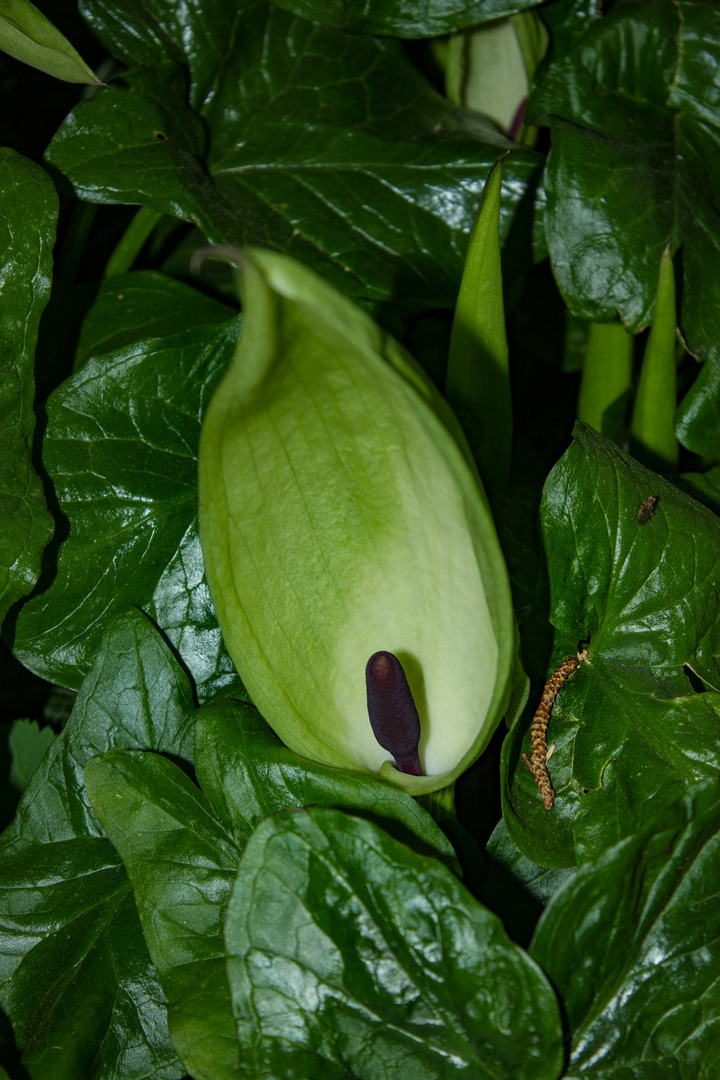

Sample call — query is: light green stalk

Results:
[630,245,679,471]
[104,207,162,279]
[446,157,511,495]
[577,321,634,445]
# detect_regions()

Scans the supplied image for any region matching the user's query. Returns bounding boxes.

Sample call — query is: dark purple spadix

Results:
[366,651,423,776]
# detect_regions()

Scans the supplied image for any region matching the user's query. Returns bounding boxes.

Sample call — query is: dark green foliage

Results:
[0,151,56,625]
[531,779,720,1078]
[48,0,540,305]
[2,0,720,1077]
[504,424,720,867]
[12,317,245,701]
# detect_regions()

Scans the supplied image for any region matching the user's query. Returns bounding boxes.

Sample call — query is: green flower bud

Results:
[198,248,515,795]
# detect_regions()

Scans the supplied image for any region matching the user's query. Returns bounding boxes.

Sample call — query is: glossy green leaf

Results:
[0,608,195,1079]
[11,316,244,700]
[530,0,720,363]
[503,423,720,867]
[195,700,456,860]
[74,269,235,369]
[531,779,720,1077]
[473,817,576,950]
[0,150,56,625]
[0,0,99,83]
[536,0,603,58]
[83,702,459,1078]
[673,467,720,518]
[85,749,241,1080]
[226,807,564,1079]
[266,0,542,38]
[47,1,540,305]
[675,352,720,459]
[486,817,576,906]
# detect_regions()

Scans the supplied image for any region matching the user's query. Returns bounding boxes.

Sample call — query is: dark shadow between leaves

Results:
[0,1003,31,1080]
[684,662,708,694]
[475,854,544,951]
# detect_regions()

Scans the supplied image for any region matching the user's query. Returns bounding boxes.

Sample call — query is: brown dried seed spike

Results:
[636,494,658,525]
[522,654,581,810]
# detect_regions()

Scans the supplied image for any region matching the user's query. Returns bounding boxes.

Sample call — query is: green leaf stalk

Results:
[104,207,162,278]
[630,244,680,471]
[446,157,512,496]
[577,320,634,445]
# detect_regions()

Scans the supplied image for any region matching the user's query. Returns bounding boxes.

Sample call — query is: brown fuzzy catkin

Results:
[522,653,585,810]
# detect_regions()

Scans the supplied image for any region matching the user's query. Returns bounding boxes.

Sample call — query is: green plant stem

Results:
[446,156,511,496]
[630,244,679,472]
[104,206,162,278]
[577,320,634,445]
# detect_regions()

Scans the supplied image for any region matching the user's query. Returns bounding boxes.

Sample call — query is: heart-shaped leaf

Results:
[11,316,244,700]
[0,150,56,625]
[48,0,540,305]
[503,423,720,867]
[531,778,720,1077]
[225,807,564,1079]
[0,608,195,1079]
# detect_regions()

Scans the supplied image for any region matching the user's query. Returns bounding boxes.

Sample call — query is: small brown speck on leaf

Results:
[635,494,658,525]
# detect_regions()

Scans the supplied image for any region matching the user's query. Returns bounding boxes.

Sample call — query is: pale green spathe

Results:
[198,248,514,795]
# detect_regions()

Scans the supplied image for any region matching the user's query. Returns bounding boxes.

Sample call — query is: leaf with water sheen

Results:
[195,700,456,859]
[0,608,195,1079]
[265,0,543,38]
[226,807,564,1080]
[84,700,458,1079]
[503,423,720,867]
[48,0,540,305]
[85,749,242,1080]
[75,268,234,369]
[530,0,720,366]
[531,779,720,1078]
[0,150,56,626]
[11,316,244,700]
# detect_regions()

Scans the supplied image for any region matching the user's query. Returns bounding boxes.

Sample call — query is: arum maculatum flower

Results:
[198,247,516,795]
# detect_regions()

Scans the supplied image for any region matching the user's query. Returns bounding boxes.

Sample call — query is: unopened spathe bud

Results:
[198,247,516,795]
